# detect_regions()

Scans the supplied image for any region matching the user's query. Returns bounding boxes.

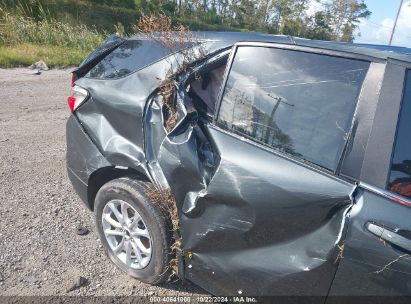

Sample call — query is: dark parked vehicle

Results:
[66,32,411,297]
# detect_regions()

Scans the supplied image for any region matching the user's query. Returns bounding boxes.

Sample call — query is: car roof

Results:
[130,31,411,63]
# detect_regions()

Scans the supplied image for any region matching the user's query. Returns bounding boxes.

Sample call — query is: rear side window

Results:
[388,70,411,198]
[218,46,369,171]
[86,39,172,79]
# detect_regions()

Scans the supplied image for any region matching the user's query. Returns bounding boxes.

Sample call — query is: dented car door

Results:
[145,43,372,296]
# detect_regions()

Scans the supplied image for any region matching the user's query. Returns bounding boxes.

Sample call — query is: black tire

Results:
[94,177,171,284]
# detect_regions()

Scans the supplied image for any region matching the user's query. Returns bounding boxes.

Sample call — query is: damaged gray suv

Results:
[66,32,411,296]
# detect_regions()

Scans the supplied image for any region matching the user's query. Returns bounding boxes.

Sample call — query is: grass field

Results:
[0,43,91,67]
[0,1,105,67]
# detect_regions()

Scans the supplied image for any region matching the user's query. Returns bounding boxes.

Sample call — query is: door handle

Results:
[366,222,411,253]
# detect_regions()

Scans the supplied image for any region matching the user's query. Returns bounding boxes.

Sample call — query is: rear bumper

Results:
[67,166,89,207]
[66,114,110,209]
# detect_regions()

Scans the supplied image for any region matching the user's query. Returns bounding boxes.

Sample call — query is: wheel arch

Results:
[87,166,151,211]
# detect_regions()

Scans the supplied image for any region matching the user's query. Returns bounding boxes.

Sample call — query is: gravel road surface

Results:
[0,68,205,297]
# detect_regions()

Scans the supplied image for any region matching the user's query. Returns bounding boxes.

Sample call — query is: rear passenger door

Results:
[328,62,411,296]
[166,44,372,296]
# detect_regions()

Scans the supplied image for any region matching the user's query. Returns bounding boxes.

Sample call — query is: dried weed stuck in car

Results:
[136,15,209,279]
[159,82,178,132]
[135,13,206,131]
[135,13,206,76]
[145,185,182,281]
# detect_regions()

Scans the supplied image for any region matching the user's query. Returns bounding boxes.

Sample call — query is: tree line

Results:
[132,0,371,42]
[2,0,371,42]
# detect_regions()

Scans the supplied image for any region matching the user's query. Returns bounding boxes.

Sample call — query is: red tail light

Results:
[67,85,89,112]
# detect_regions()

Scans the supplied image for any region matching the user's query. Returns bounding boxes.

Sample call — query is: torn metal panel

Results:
[142,79,356,295]
[70,40,208,203]
[144,89,169,189]
[74,54,184,181]
[144,83,211,197]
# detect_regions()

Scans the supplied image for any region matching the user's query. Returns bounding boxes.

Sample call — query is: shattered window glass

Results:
[86,39,173,79]
[388,70,411,199]
[218,46,369,171]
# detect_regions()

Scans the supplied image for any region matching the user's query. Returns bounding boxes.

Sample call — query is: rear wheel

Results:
[94,177,171,284]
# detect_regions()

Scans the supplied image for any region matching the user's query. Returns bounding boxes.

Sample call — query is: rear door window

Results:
[388,70,411,198]
[86,39,174,79]
[217,46,369,171]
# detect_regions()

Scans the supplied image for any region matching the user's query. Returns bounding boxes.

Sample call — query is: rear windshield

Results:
[86,39,173,79]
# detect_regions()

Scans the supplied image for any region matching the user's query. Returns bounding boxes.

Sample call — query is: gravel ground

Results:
[0,68,205,297]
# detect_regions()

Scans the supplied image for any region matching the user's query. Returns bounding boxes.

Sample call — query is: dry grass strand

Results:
[139,14,208,279]
[146,185,182,281]
[159,82,178,132]
[334,244,345,263]
[373,254,410,274]
[134,14,207,132]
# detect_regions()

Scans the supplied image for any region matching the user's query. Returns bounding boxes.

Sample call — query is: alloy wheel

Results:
[102,199,152,269]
